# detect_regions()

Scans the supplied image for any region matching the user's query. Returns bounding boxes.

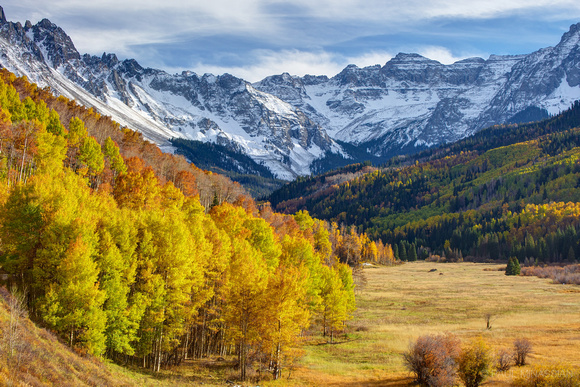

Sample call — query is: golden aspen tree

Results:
[77,136,105,182]
[46,109,66,136]
[261,264,310,379]
[34,126,67,176]
[103,136,126,176]
[319,266,348,343]
[224,238,270,381]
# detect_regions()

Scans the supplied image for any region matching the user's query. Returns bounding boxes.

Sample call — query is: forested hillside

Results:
[270,101,580,264]
[170,138,286,198]
[0,70,389,383]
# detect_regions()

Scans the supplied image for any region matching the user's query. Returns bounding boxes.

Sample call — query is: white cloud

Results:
[190,50,346,82]
[416,46,472,64]
[346,51,393,67]
[2,0,279,55]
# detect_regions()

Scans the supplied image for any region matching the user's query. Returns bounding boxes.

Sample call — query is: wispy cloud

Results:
[190,50,346,82]
[188,50,396,82]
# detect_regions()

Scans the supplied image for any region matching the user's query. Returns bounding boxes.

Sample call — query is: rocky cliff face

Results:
[1,6,579,178]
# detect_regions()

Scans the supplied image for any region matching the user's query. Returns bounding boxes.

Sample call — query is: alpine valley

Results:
[1,7,580,182]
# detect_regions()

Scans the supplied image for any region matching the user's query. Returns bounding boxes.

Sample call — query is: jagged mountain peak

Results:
[28,18,80,67]
[0,9,579,180]
[333,63,383,86]
[560,22,580,44]
[388,52,441,64]
[0,6,6,25]
[101,52,120,67]
[0,10,336,179]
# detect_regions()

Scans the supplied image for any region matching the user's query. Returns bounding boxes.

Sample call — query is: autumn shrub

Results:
[495,347,513,371]
[403,333,460,387]
[513,338,532,366]
[512,364,580,387]
[457,338,493,387]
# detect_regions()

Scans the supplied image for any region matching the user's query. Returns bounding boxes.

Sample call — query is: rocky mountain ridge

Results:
[0,8,335,179]
[1,6,579,178]
[255,25,580,157]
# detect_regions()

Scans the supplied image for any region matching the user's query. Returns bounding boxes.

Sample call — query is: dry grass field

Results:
[290,261,580,386]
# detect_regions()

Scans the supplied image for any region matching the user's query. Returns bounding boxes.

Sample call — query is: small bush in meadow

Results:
[457,338,493,387]
[495,347,513,371]
[403,333,460,387]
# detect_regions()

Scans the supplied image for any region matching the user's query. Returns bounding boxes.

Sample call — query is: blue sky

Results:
[3,1,580,82]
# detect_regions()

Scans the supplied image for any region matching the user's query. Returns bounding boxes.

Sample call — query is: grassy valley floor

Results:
[8,261,576,386]
[290,261,580,386]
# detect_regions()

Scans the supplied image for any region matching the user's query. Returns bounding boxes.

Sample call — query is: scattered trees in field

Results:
[405,336,536,386]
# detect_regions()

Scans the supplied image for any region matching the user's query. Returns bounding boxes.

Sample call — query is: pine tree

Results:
[399,241,407,262]
[408,243,418,261]
[513,257,521,275]
[505,257,515,275]
[505,257,521,276]
[567,246,575,261]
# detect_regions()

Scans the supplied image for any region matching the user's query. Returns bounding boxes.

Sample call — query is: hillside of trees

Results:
[170,138,285,198]
[269,101,580,264]
[0,70,394,383]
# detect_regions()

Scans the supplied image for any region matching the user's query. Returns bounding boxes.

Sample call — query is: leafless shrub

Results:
[495,348,513,371]
[521,264,580,285]
[403,333,461,387]
[513,338,532,366]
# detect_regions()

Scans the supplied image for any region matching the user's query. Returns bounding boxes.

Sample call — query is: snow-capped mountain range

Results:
[1,7,579,179]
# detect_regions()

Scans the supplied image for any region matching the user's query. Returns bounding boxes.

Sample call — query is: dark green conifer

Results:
[505,257,521,276]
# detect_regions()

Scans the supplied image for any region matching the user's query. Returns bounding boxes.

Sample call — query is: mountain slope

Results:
[0,287,141,386]
[268,101,580,262]
[0,9,336,180]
